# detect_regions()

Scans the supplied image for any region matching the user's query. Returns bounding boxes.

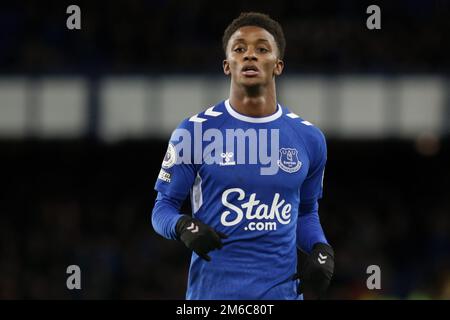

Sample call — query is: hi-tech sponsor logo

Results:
[158,168,171,183]
[220,188,292,231]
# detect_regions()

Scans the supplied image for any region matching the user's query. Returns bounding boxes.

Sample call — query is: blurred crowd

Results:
[1,0,449,73]
[0,139,449,299]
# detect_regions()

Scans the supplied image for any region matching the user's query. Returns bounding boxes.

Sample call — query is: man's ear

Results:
[273,59,284,76]
[223,59,231,76]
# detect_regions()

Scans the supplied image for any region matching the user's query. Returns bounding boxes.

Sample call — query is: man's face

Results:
[223,26,284,88]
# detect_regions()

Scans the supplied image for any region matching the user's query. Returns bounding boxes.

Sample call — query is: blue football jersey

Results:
[154,99,327,300]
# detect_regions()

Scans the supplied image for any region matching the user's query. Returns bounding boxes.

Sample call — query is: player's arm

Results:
[296,128,334,299]
[296,201,334,299]
[151,120,226,261]
[151,192,184,240]
[152,192,228,261]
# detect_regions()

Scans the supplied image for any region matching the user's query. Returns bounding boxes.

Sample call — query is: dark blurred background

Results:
[1,0,450,73]
[0,0,449,299]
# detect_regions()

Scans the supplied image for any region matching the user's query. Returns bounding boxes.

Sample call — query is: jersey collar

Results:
[224,99,282,123]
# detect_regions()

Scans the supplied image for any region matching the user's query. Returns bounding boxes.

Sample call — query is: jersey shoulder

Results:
[281,106,326,148]
[176,100,228,132]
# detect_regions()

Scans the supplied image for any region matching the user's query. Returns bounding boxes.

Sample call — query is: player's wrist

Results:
[175,215,193,238]
[310,242,334,276]
[174,215,228,262]
[298,242,335,299]
[312,242,334,257]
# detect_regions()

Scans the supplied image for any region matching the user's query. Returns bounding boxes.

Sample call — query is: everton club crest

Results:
[278,148,302,173]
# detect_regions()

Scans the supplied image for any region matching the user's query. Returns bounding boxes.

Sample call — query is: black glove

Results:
[297,243,334,299]
[175,215,228,262]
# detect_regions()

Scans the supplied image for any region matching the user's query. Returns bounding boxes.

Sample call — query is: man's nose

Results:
[244,48,257,61]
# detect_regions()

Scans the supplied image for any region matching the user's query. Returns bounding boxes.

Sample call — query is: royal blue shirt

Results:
[152,99,328,300]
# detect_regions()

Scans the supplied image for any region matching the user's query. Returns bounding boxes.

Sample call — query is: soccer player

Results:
[151,12,334,300]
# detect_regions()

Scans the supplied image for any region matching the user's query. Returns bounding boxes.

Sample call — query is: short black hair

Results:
[222,12,286,59]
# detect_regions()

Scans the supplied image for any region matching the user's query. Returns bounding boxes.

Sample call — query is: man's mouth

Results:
[241,65,259,77]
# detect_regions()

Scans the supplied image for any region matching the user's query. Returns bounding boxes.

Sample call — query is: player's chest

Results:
[198,136,310,192]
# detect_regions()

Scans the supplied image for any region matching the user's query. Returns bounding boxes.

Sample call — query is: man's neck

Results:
[228,83,277,117]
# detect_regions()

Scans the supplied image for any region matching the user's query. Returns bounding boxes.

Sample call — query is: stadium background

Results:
[0,0,449,299]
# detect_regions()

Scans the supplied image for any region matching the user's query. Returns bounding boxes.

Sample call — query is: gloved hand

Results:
[175,215,228,262]
[297,243,335,299]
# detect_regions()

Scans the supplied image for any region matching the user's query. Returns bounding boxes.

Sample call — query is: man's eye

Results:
[234,48,245,53]
[258,48,269,53]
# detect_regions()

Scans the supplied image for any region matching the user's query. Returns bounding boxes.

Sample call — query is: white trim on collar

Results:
[224,99,282,123]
